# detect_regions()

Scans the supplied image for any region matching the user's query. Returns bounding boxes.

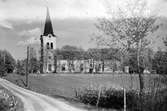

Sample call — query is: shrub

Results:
[0,98,10,111]
[0,88,24,111]
[75,87,126,109]
[75,87,167,111]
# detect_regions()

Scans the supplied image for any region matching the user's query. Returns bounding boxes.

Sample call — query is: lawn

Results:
[4,73,167,111]
[4,73,165,99]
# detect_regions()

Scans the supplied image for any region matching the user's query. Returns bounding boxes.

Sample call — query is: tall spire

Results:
[43,7,55,37]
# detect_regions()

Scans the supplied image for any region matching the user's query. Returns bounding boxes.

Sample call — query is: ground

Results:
[4,73,164,100]
[0,78,89,111]
[0,84,24,111]
[3,73,166,111]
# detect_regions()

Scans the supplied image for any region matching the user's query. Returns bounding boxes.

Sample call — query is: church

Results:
[40,7,57,73]
[39,8,121,74]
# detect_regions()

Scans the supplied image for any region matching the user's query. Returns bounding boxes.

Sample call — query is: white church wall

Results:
[43,35,56,50]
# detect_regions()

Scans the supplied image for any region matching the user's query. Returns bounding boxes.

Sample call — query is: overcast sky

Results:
[0,0,167,59]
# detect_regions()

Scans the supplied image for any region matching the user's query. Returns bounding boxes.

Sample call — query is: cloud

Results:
[0,20,13,29]
[17,28,41,46]
[1,0,167,23]
[18,28,40,37]
[17,37,40,46]
[0,0,108,21]
[0,0,7,2]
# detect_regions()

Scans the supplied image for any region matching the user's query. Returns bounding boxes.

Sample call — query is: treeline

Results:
[15,45,119,75]
[123,48,167,74]
[152,50,167,74]
[16,47,39,75]
[0,45,167,76]
[16,45,167,75]
[56,45,119,60]
[57,45,167,74]
[0,50,16,76]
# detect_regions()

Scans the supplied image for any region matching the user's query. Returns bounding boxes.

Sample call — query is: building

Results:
[40,7,57,73]
[39,7,121,74]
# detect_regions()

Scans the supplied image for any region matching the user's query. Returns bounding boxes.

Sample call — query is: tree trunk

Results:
[54,53,57,73]
[137,40,144,111]
[102,60,104,72]
[26,46,29,87]
[40,35,44,74]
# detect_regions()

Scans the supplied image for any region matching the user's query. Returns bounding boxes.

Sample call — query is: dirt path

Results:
[0,78,86,111]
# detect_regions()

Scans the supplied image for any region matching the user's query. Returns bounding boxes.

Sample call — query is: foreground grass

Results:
[5,73,165,96]
[4,73,166,110]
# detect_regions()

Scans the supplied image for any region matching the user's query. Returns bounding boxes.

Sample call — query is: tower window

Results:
[51,42,53,49]
[47,42,50,49]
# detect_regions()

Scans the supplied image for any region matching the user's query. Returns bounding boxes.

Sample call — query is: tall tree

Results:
[60,45,84,60]
[16,60,26,75]
[28,47,39,73]
[152,35,167,74]
[29,57,40,73]
[0,52,6,76]
[0,50,16,76]
[153,50,167,74]
[94,0,159,110]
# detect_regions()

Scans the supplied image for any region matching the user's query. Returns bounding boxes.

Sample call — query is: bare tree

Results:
[94,0,159,110]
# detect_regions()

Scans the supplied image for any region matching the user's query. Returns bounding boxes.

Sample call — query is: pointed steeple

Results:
[43,7,55,37]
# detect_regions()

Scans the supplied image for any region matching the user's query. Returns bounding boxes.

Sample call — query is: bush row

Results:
[0,87,23,111]
[75,87,167,111]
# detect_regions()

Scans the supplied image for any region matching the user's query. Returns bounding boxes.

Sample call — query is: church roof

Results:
[43,7,56,37]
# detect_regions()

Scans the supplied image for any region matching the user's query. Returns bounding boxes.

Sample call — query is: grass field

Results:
[4,73,165,99]
[4,73,167,111]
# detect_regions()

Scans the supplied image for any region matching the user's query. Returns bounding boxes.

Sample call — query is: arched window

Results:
[51,42,53,49]
[47,42,50,49]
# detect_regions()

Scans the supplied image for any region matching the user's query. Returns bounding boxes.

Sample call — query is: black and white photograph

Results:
[0,0,167,111]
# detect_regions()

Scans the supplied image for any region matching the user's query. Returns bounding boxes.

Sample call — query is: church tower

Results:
[40,7,56,73]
